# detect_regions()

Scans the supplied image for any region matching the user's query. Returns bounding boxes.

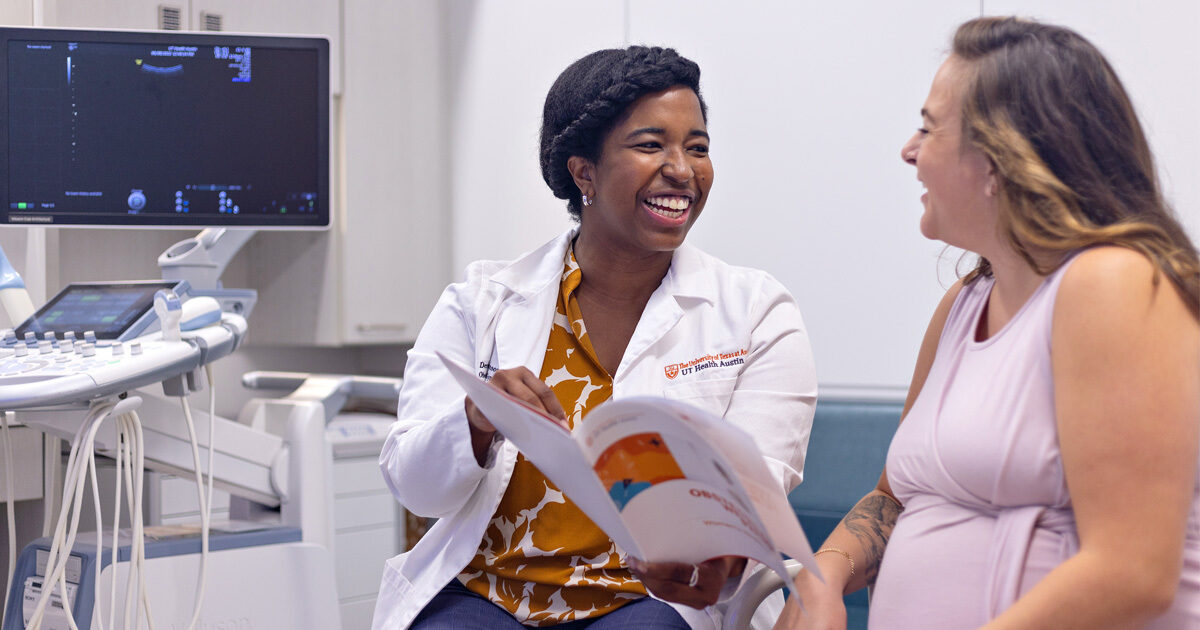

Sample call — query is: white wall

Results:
[446,1,1200,392]
[627,1,979,393]
[445,0,626,266]
[983,0,1200,243]
[0,1,32,27]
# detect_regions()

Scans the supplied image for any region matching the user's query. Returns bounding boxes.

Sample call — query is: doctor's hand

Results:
[464,367,568,465]
[628,556,747,609]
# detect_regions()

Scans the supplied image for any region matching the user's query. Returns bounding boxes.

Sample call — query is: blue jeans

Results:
[410,579,689,629]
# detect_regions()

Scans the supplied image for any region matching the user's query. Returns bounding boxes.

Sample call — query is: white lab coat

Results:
[372,228,817,629]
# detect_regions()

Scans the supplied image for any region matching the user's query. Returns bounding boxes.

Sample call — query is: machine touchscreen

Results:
[14,280,184,341]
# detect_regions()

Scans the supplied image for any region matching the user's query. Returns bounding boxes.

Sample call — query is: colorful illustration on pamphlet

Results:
[593,432,686,510]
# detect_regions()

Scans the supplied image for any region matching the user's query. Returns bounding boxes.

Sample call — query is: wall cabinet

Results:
[333,0,450,345]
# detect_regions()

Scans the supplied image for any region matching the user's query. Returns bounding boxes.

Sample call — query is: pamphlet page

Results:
[581,398,820,580]
[440,354,639,555]
[575,398,789,578]
[437,352,816,582]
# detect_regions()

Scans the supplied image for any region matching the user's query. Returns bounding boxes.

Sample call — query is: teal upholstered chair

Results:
[724,398,901,630]
[789,399,900,629]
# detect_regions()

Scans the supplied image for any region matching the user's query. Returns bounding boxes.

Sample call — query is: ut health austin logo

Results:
[663,349,748,380]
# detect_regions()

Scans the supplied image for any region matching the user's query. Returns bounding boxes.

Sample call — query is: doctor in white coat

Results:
[374,46,817,630]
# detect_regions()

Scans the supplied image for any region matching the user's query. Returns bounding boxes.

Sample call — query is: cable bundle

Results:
[8,365,219,630]
[26,396,151,630]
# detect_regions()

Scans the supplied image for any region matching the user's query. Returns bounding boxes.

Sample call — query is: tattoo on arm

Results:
[841,493,903,586]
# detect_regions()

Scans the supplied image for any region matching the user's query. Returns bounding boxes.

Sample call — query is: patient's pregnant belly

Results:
[867,496,1067,629]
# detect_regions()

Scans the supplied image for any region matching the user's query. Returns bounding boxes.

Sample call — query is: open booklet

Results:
[438,352,820,585]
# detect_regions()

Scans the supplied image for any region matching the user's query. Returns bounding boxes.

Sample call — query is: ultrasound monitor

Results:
[0,27,329,228]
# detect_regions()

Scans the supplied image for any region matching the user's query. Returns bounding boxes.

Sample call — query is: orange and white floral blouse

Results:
[460,245,646,624]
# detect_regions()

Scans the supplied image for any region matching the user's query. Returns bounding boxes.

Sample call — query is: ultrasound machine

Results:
[0,26,387,630]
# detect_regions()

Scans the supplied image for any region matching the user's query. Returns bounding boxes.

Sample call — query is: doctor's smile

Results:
[644,194,693,223]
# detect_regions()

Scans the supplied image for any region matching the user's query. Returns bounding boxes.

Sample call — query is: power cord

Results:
[87,428,103,629]
[2,410,16,629]
[178,376,213,630]
[118,411,151,630]
[43,436,62,538]
[105,417,126,630]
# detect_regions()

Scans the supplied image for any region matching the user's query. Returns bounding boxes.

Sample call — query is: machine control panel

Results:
[0,280,246,408]
[13,280,189,342]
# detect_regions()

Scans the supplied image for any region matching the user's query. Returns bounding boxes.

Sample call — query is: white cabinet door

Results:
[338,0,450,345]
[1,1,33,25]
[43,0,164,29]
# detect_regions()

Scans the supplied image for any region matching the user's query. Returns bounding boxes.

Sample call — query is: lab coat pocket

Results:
[663,377,738,418]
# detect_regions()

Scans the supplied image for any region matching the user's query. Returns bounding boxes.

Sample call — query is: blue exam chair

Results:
[724,398,901,630]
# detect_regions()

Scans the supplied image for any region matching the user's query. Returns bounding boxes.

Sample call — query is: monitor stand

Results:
[158,228,258,318]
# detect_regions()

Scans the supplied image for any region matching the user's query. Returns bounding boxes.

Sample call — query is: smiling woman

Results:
[568,86,712,262]
[899,56,997,250]
[373,46,818,630]
[778,16,1200,630]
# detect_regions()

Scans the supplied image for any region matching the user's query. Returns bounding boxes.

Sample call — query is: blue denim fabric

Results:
[410,579,689,629]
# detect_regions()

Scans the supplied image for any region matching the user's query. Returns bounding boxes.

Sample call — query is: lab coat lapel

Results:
[494,292,555,375]
[616,244,713,378]
[487,229,574,376]
[617,282,683,378]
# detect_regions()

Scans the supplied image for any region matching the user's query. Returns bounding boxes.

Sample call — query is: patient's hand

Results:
[628,556,746,609]
[774,569,846,630]
[464,367,568,465]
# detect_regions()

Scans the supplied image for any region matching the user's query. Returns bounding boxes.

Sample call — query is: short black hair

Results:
[539,46,706,220]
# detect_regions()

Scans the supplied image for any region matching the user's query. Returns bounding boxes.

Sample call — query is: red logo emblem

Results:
[664,364,680,379]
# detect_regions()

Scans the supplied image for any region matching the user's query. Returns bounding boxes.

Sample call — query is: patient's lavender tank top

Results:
[868,257,1200,628]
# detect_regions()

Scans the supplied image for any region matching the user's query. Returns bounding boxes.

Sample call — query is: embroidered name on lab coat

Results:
[478,361,498,380]
[663,348,748,380]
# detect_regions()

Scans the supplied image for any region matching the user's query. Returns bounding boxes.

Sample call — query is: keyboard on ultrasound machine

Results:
[0,281,246,409]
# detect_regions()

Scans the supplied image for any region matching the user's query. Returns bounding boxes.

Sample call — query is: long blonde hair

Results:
[953,17,1199,317]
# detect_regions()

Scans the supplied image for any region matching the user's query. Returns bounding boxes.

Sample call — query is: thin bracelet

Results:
[814,547,855,576]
